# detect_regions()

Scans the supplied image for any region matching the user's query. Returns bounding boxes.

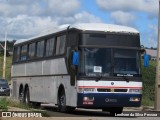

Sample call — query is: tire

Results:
[102,108,109,112]
[31,102,41,108]
[67,107,75,113]
[24,87,31,106]
[19,89,24,103]
[57,89,67,112]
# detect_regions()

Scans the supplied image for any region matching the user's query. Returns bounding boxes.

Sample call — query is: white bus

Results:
[11,23,142,115]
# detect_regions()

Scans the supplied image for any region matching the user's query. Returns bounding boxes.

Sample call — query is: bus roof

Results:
[70,23,139,33]
[15,23,139,45]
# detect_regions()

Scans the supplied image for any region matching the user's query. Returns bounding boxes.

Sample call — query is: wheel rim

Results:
[25,93,28,103]
[19,91,24,102]
[58,90,66,111]
[25,89,29,104]
[60,94,65,106]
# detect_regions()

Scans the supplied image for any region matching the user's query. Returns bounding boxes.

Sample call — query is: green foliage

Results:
[141,60,156,106]
[0,97,9,111]
[7,99,30,110]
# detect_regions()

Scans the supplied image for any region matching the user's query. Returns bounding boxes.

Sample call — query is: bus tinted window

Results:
[13,47,20,62]
[56,35,66,55]
[36,41,44,58]
[20,45,27,61]
[67,32,78,47]
[46,38,55,57]
[29,43,35,59]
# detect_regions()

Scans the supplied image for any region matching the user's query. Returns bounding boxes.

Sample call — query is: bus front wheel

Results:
[109,107,123,116]
[57,89,67,112]
[102,107,123,116]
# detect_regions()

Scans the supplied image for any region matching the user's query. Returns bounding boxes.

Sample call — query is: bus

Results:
[11,23,142,115]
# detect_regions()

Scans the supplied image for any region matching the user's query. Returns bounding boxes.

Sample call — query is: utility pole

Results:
[2,32,7,79]
[155,0,160,111]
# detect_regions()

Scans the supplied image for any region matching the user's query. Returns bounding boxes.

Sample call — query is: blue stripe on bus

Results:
[77,93,142,108]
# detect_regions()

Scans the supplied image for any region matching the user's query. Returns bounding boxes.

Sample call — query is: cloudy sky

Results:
[0,0,158,47]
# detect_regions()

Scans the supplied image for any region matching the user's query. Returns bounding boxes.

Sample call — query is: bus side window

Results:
[20,45,27,61]
[56,35,66,55]
[46,38,55,57]
[36,40,44,58]
[28,43,35,59]
[13,47,20,62]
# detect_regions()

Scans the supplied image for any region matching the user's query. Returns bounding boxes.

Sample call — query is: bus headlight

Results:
[129,89,142,94]
[83,96,94,101]
[129,97,140,102]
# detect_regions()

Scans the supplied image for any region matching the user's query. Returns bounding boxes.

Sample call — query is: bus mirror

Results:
[72,51,79,66]
[144,53,149,67]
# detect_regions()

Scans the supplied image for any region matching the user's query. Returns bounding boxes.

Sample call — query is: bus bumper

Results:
[77,93,142,108]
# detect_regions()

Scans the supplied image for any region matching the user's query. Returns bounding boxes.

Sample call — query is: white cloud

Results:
[140,24,158,47]
[147,24,158,47]
[0,15,58,39]
[47,0,80,16]
[0,0,43,17]
[0,0,84,40]
[96,0,158,18]
[111,11,136,26]
[55,11,102,24]
[73,11,102,23]
[0,11,102,40]
[0,0,80,17]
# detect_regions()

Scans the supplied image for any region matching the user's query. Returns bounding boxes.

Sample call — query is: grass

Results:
[0,97,9,111]
[141,60,156,106]
[0,97,50,116]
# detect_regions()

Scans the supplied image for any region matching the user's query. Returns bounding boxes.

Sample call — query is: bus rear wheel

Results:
[19,89,24,103]
[31,102,41,108]
[24,87,31,106]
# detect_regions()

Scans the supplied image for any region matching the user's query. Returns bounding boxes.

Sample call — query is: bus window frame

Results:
[12,31,68,64]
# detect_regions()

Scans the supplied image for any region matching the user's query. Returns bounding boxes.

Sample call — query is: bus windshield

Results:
[113,49,140,77]
[79,48,141,77]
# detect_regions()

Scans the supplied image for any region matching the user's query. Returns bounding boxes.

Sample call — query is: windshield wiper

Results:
[122,75,129,82]
[95,74,102,82]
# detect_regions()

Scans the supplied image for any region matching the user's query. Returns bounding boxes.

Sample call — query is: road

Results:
[1,102,160,120]
[41,105,110,117]
[39,104,160,119]
[1,107,160,120]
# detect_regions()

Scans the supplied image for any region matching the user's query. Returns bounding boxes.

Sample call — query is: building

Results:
[145,49,157,61]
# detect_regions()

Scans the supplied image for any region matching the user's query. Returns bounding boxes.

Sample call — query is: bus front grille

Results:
[97,88,128,93]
